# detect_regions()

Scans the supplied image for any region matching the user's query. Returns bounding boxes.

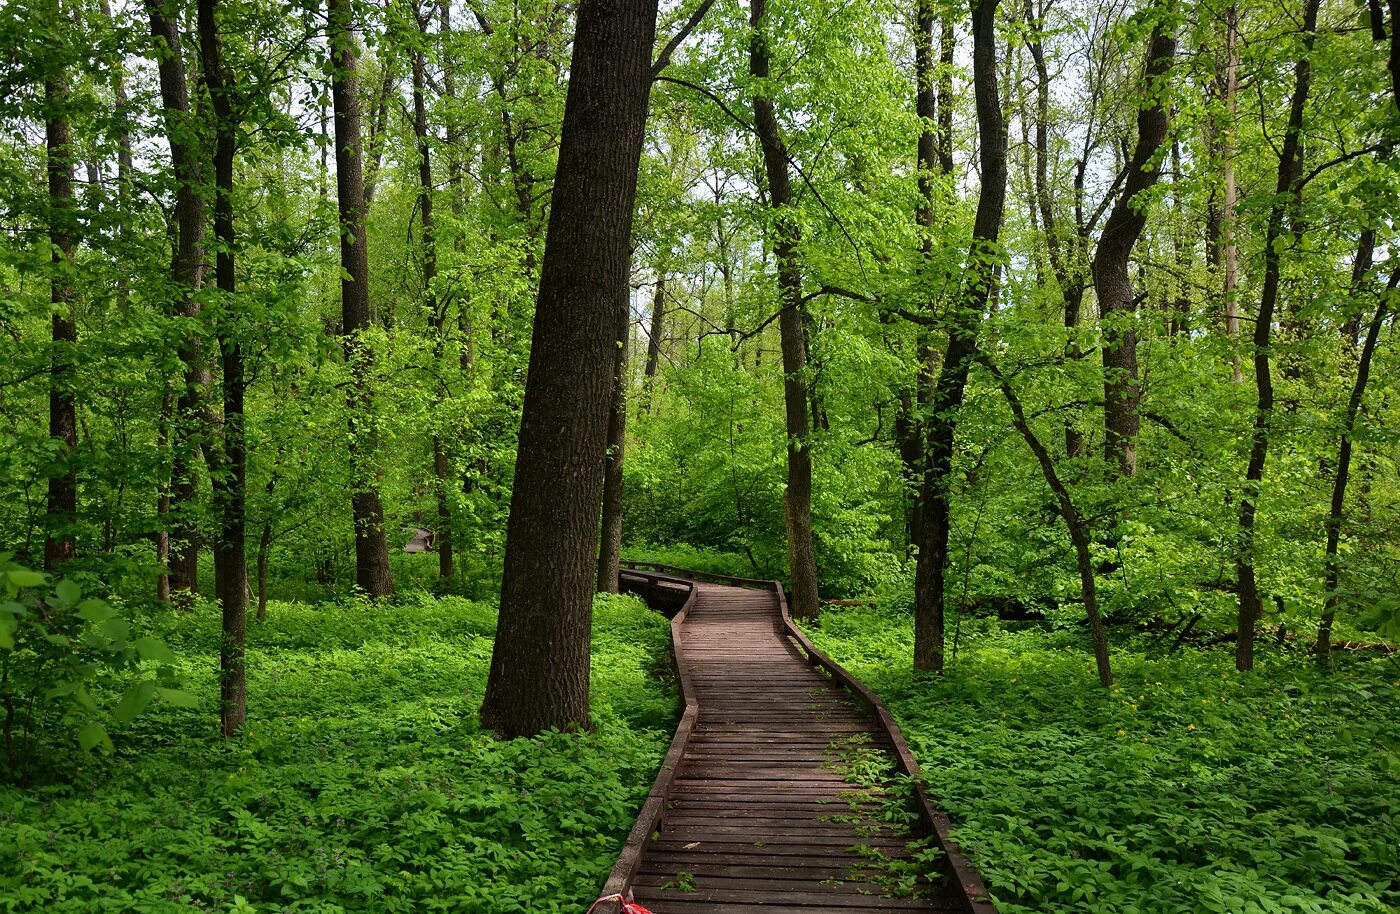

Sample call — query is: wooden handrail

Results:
[598,563,997,914]
[595,570,699,910]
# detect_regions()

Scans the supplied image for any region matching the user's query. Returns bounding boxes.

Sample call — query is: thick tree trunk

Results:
[750,0,821,621]
[198,0,247,738]
[479,0,658,739]
[146,0,209,596]
[411,14,453,580]
[1090,16,1176,478]
[1237,0,1318,672]
[913,0,1005,673]
[597,309,629,593]
[329,0,395,598]
[43,54,77,571]
[1316,278,1392,654]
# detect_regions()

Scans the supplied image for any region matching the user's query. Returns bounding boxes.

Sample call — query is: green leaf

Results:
[157,687,200,708]
[134,636,177,665]
[98,617,131,644]
[5,570,45,589]
[0,618,12,650]
[77,598,117,623]
[77,720,111,752]
[114,680,157,724]
[53,579,81,607]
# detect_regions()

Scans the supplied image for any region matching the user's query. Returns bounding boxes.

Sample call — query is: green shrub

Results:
[804,604,1400,914]
[0,591,677,912]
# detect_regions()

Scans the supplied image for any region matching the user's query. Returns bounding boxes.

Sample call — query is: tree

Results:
[1236,0,1319,672]
[479,0,659,739]
[1090,7,1176,479]
[912,0,1006,673]
[329,0,395,598]
[749,0,821,621]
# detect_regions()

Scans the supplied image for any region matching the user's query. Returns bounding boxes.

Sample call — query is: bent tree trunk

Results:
[43,40,77,571]
[913,0,1005,673]
[1090,13,1176,478]
[597,308,629,593]
[1236,0,1318,671]
[329,0,395,597]
[750,0,820,621]
[479,0,659,739]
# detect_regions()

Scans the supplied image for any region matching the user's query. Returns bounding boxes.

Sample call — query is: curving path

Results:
[599,570,996,914]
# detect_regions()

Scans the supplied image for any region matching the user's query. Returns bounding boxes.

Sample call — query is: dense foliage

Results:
[0,591,675,912]
[806,603,1400,914]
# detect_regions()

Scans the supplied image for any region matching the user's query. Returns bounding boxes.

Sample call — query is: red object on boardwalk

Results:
[586,893,654,914]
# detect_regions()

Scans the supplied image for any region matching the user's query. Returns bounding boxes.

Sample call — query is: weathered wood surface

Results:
[599,567,996,913]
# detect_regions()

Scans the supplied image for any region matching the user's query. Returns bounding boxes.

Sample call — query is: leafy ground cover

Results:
[0,592,676,914]
[804,604,1400,914]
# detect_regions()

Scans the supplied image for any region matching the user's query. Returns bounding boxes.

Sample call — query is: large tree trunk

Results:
[147,0,210,596]
[43,42,77,571]
[1316,275,1392,654]
[329,0,395,598]
[1236,0,1318,672]
[411,10,454,581]
[198,0,247,738]
[597,308,629,593]
[1090,15,1176,478]
[479,0,659,739]
[750,0,820,621]
[912,0,1005,673]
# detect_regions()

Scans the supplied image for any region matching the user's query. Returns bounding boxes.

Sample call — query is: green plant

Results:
[0,554,188,778]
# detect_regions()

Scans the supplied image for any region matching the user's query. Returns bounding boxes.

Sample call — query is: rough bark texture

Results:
[43,56,77,571]
[478,0,659,739]
[1236,0,1317,672]
[1316,278,1391,654]
[913,0,1005,673]
[198,0,247,738]
[750,0,821,621]
[147,0,209,594]
[329,0,395,598]
[597,308,629,593]
[1090,16,1176,478]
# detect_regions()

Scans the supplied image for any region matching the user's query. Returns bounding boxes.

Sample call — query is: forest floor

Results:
[0,592,677,914]
[804,604,1400,914]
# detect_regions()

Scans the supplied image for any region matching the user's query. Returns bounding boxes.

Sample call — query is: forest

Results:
[0,0,1398,910]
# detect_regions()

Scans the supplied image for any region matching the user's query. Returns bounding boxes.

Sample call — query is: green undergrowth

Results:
[803,603,1400,914]
[0,592,677,913]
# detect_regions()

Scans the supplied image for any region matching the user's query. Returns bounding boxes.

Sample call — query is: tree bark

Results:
[1090,14,1176,478]
[146,0,210,595]
[411,8,454,580]
[750,0,820,621]
[479,0,659,739]
[43,33,77,571]
[644,276,665,381]
[329,0,395,598]
[1236,0,1318,671]
[981,355,1112,685]
[198,0,247,738]
[1221,3,1242,382]
[597,308,629,593]
[1315,275,1393,654]
[913,0,1005,673]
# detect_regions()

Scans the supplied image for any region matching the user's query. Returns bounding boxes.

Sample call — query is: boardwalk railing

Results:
[599,561,996,914]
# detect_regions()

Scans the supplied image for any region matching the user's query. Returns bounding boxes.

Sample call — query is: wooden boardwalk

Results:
[600,569,996,914]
